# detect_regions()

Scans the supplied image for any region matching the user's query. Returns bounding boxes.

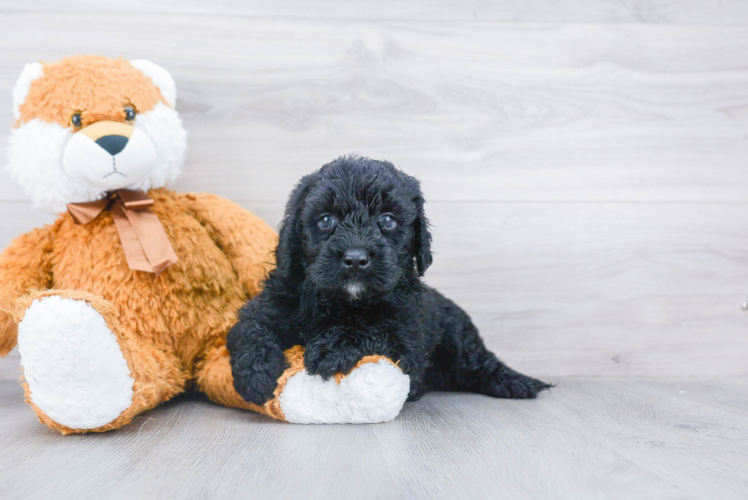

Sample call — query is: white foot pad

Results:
[17,296,134,429]
[279,359,410,424]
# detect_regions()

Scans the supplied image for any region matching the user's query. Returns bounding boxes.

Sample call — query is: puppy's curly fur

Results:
[228,156,551,405]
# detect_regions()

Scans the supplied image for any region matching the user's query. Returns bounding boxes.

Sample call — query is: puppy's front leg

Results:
[304,326,396,380]
[227,314,289,406]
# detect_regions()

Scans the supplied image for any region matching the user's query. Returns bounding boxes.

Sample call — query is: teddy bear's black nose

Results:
[95,135,129,156]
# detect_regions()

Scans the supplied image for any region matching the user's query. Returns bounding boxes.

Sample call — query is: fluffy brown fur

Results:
[0,189,282,433]
[14,55,164,129]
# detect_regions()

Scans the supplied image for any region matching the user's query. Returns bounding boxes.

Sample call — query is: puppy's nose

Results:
[342,249,370,270]
[95,135,129,156]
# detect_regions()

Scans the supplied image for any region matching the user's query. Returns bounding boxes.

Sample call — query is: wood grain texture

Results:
[1,363,747,499]
[1,17,748,203]
[425,201,748,379]
[3,0,748,25]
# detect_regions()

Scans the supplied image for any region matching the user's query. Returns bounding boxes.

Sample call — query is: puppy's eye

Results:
[317,215,337,230]
[71,113,83,128]
[124,106,136,121]
[379,214,397,230]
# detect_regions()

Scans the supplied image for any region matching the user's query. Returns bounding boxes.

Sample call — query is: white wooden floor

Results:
[2,363,747,499]
[1,1,747,498]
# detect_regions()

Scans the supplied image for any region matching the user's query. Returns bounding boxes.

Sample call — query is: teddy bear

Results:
[0,55,409,434]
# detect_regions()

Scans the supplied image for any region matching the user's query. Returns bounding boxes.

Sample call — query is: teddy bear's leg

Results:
[196,344,410,424]
[15,290,187,434]
[277,349,410,424]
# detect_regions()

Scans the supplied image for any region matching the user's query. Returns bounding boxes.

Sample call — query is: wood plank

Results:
[2,371,747,499]
[423,201,748,379]
[1,16,748,203]
[659,381,748,417]
[547,379,748,499]
[2,0,748,25]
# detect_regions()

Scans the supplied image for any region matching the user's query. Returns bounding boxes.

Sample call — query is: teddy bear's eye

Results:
[124,106,136,121]
[70,113,82,128]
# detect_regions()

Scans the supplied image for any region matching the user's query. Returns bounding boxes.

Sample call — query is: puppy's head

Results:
[277,155,432,300]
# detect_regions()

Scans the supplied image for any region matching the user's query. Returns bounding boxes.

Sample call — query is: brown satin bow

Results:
[66,189,178,274]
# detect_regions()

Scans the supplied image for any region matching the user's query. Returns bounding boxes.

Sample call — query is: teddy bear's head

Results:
[6,55,187,213]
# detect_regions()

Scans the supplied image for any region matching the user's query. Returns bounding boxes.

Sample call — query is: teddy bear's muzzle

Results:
[62,120,158,190]
[79,120,133,142]
[79,120,134,156]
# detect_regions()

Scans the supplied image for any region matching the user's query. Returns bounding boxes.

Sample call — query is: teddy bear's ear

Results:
[12,62,44,120]
[129,59,177,107]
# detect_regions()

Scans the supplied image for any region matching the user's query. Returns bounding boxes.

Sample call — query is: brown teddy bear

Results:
[0,55,409,434]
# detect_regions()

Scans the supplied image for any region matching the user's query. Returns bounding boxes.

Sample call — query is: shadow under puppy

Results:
[228,155,551,413]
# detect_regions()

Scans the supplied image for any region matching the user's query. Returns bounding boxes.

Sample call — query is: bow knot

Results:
[67,189,178,274]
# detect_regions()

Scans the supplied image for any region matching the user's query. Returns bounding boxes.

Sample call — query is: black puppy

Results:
[228,156,551,405]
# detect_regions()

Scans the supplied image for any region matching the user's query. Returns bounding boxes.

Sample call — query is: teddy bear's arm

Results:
[0,225,55,356]
[178,193,278,298]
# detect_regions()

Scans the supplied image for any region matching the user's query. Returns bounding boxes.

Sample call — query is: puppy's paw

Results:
[484,369,553,399]
[230,345,289,406]
[304,344,368,381]
[406,386,426,402]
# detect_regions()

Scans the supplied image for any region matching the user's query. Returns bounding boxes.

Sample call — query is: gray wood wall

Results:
[1,1,746,380]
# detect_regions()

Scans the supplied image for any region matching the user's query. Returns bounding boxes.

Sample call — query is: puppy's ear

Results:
[276,173,317,277]
[413,195,433,276]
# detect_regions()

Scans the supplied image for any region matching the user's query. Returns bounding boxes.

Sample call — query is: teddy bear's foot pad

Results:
[17,296,135,429]
[278,358,410,424]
